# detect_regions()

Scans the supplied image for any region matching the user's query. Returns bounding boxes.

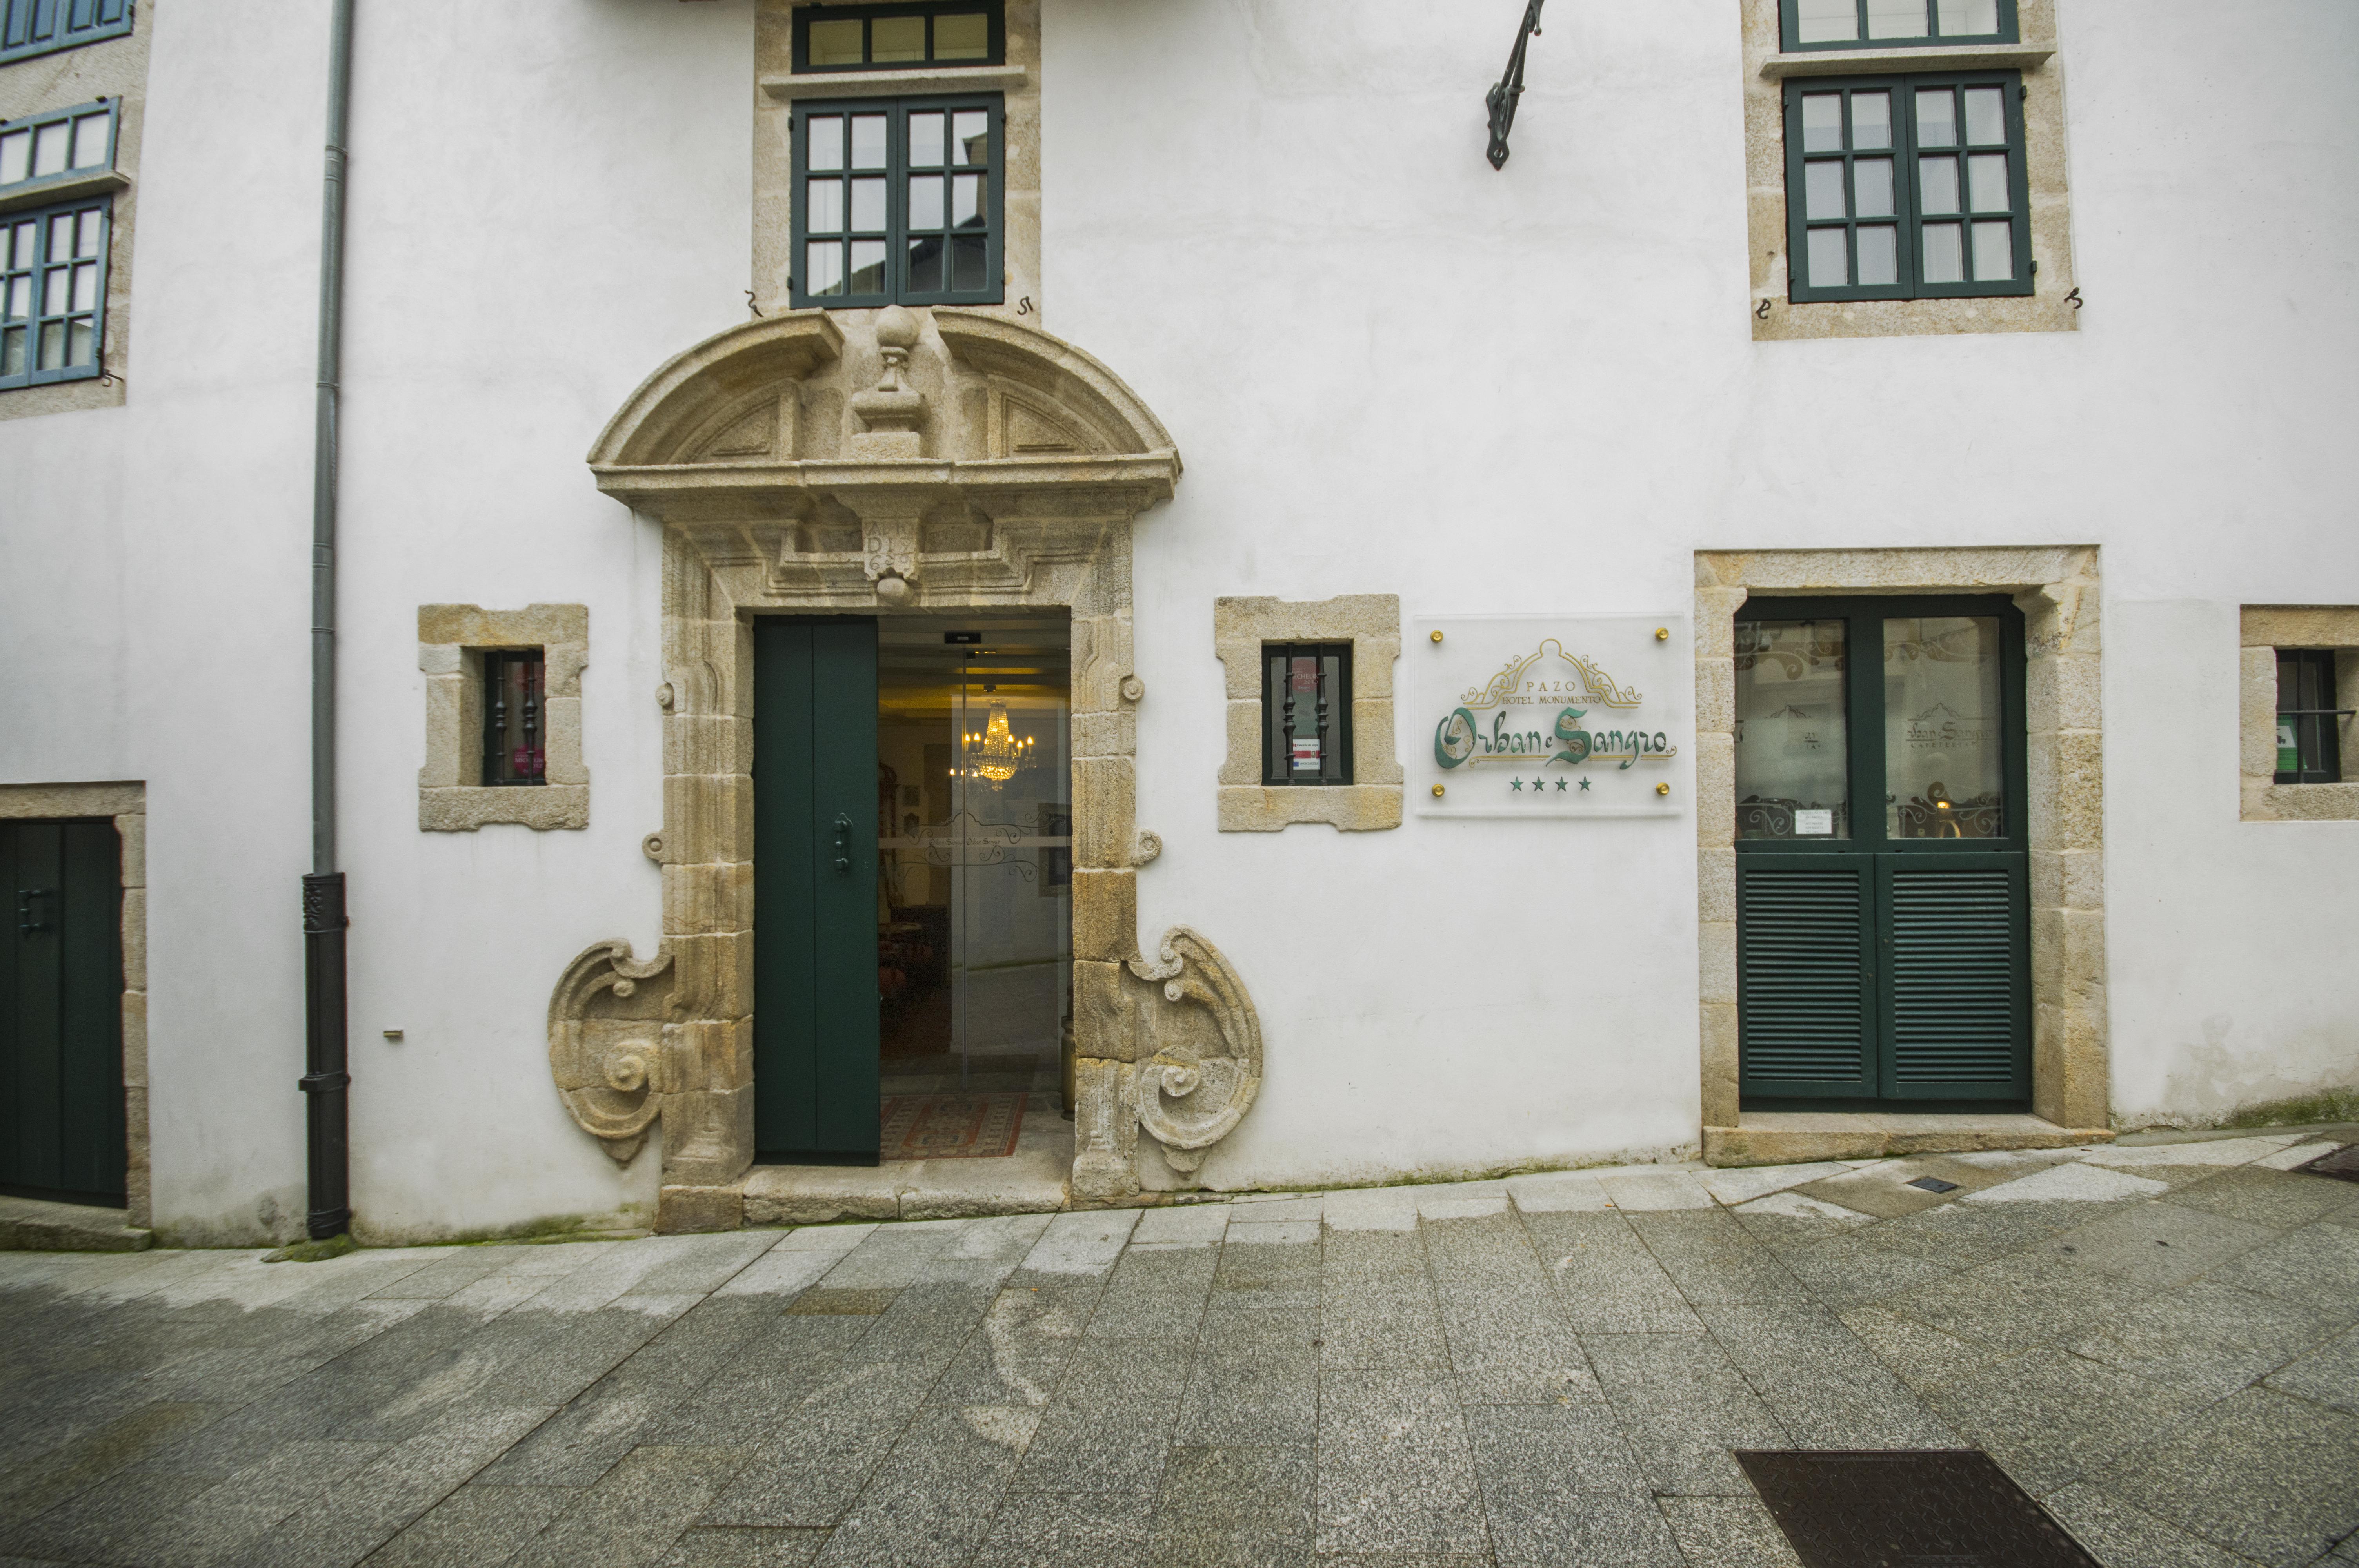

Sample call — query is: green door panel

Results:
[2,820,125,1203]
[754,617,881,1162]
[1737,855,1876,1099]
[1878,853,2029,1100]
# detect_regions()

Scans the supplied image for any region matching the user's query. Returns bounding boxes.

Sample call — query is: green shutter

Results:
[1879,854,2028,1099]
[1738,856,1875,1097]
[753,618,882,1162]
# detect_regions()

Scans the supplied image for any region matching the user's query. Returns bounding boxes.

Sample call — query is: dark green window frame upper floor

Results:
[1783,71,2033,304]
[0,98,118,199]
[792,1,1003,73]
[1,0,130,66]
[790,93,1003,310]
[2,194,110,388]
[1780,0,2016,51]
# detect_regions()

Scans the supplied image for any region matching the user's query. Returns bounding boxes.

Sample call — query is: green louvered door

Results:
[2,820,125,1203]
[1735,598,2030,1107]
[754,617,882,1162]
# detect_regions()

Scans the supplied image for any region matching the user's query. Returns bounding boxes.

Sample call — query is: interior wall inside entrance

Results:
[875,612,1072,1109]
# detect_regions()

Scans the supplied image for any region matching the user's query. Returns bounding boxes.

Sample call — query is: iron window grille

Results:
[790,94,1003,309]
[2275,650,2346,785]
[1,0,131,66]
[792,1,1003,73]
[1779,0,2016,51]
[0,98,118,197]
[1262,643,1354,787]
[1,196,110,388]
[482,652,548,788]
[1784,72,2033,303]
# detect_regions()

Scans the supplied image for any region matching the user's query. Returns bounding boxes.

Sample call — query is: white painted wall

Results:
[1,0,2351,1238]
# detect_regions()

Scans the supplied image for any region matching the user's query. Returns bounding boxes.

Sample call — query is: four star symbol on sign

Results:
[1506,775,1595,794]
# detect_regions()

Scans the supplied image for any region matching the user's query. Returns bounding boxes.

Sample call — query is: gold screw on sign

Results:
[1655,627,1669,640]
[1432,784,1445,797]
[1430,630,1444,643]
[1657,782,1671,795]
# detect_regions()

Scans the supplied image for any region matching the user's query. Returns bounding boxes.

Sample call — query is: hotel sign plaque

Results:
[1413,614,1689,818]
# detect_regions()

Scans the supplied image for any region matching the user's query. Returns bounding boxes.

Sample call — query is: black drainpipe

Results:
[301,0,356,1242]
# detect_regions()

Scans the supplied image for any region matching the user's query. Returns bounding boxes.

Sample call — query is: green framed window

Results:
[792,2,1003,73]
[2275,650,2346,784]
[0,100,118,196]
[1,197,110,388]
[1263,643,1353,787]
[1,0,131,66]
[1780,0,2015,51]
[791,94,1002,309]
[482,652,547,788]
[1784,72,2032,302]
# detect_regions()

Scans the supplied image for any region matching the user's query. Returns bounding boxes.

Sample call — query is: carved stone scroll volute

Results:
[1126,927,1263,1177]
[549,941,677,1164]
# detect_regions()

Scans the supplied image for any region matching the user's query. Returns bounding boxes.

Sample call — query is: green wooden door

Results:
[2,820,125,1203]
[1734,597,2031,1106]
[754,617,882,1161]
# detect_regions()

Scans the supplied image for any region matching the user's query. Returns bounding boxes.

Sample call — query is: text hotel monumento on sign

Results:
[1414,615,1690,818]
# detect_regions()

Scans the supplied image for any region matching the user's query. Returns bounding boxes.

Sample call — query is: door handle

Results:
[831,815,852,873]
[16,888,56,933]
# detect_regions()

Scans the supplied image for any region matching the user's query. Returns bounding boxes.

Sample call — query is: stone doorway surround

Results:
[1695,549,2113,1165]
[551,307,1267,1232]
[0,781,149,1236]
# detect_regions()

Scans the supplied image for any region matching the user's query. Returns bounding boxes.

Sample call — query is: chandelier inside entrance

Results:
[963,700,1034,789]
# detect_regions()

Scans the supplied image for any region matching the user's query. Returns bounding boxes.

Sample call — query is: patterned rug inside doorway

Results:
[879,1092,1027,1161]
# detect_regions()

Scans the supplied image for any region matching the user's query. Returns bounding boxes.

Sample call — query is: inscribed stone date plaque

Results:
[1413,613,1688,817]
[1736,1449,2098,1568]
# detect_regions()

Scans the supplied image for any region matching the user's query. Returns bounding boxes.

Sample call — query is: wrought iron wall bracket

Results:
[1485,0,1548,170]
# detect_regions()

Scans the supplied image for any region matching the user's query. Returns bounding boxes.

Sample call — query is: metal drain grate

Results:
[1906,1177,1962,1194]
[2298,1143,2359,1184]
[1736,1450,2098,1568]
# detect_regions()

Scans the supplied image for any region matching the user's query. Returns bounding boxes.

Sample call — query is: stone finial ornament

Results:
[849,305,928,460]
[1125,927,1263,1176]
[548,940,676,1164]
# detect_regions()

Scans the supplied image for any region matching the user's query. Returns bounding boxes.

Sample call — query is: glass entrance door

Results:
[1733,597,2030,1105]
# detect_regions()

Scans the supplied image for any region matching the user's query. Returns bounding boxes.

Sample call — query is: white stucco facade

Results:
[2,0,2353,1244]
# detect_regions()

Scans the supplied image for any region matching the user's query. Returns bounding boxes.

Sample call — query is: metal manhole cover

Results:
[1736,1450,2098,1568]
[1906,1177,1961,1194]
[2297,1144,2359,1183]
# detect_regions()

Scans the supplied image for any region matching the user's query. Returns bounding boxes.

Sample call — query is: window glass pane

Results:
[1851,91,1891,150]
[1936,0,1999,32]
[1915,88,1956,147]
[1967,151,2008,212]
[42,265,67,314]
[872,15,925,61]
[73,210,99,257]
[1866,0,1927,36]
[67,316,90,364]
[47,213,72,256]
[1807,226,1850,287]
[934,12,989,58]
[951,232,986,291]
[908,111,945,168]
[850,113,888,169]
[806,115,845,172]
[1884,616,2005,839]
[1854,158,1894,217]
[909,235,943,292]
[954,110,989,165]
[1963,86,2006,145]
[806,239,845,296]
[849,238,887,293]
[1,326,22,376]
[1971,219,2013,279]
[69,113,108,168]
[1795,0,1858,42]
[9,221,32,269]
[0,129,28,186]
[807,177,844,232]
[1801,93,1844,153]
[38,319,63,368]
[1857,224,1898,284]
[1919,155,1960,214]
[851,176,887,232]
[1804,160,1848,220]
[1921,221,1964,282]
[909,174,945,230]
[5,275,27,317]
[70,259,95,310]
[952,171,984,227]
[808,16,864,65]
[1735,620,1850,840]
[32,121,67,178]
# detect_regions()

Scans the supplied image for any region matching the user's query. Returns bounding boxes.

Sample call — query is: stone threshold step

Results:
[0,1193,153,1252]
[1705,1111,2112,1168]
[659,1115,1077,1232]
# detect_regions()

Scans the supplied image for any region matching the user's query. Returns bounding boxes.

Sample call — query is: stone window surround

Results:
[1695,547,2106,1160]
[1743,0,2078,342]
[2240,606,2359,822]
[1213,595,1403,833]
[417,604,590,832]
[0,780,146,1227]
[754,0,1041,325]
[0,7,147,421]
